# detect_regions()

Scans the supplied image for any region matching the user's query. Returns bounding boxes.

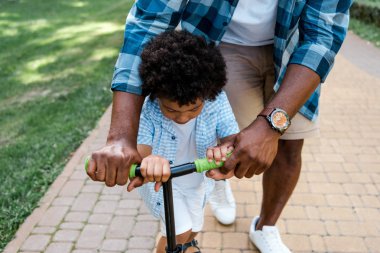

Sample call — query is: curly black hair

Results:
[139,30,226,106]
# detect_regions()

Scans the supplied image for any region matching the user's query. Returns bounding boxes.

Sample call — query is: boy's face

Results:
[158,97,204,124]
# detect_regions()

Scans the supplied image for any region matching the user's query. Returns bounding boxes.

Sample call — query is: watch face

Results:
[270,109,290,131]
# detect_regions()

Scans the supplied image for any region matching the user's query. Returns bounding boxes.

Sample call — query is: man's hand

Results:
[223,117,280,178]
[87,142,142,187]
[86,91,145,187]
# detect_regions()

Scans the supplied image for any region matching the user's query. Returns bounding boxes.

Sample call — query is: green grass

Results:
[349,18,380,47]
[355,0,380,8]
[0,0,133,250]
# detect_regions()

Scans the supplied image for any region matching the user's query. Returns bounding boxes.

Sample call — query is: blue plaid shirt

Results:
[112,0,352,121]
[137,91,239,218]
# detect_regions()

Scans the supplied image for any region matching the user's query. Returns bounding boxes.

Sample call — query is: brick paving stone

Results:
[76,224,107,249]
[222,232,250,249]
[309,235,326,252]
[60,222,85,230]
[88,213,113,224]
[286,219,325,235]
[65,212,89,222]
[118,199,142,209]
[45,242,73,253]
[283,234,311,252]
[82,184,104,193]
[32,226,56,234]
[281,206,307,219]
[52,197,75,206]
[128,237,156,249]
[59,180,84,196]
[361,195,380,208]
[53,230,80,242]
[201,232,221,248]
[106,216,135,238]
[355,207,380,221]
[343,183,367,195]
[290,193,326,206]
[324,221,340,236]
[124,250,152,253]
[93,200,118,214]
[364,237,380,253]
[235,218,251,232]
[325,236,367,252]
[101,239,128,251]
[102,185,124,195]
[72,250,97,253]
[132,221,159,237]
[115,208,139,216]
[319,206,357,221]
[70,170,88,180]
[71,193,98,212]
[326,194,352,207]
[337,221,379,237]
[100,195,121,201]
[38,206,69,227]
[20,235,50,251]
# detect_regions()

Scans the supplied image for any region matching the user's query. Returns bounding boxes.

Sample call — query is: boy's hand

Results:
[205,143,234,180]
[127,155,171,192]
[206,143,234,166]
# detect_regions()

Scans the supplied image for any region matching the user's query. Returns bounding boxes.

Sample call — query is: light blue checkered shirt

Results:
[137,91,239,218]
[112,0,352,121]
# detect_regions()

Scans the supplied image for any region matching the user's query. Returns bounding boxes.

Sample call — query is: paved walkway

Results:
[4,32,380,253]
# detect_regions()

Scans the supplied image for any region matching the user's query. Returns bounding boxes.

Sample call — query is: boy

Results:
[128,30,239,253]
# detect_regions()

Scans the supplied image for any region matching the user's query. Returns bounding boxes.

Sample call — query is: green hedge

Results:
[351,2,380,27]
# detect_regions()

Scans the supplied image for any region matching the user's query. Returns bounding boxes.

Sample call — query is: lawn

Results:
[0,0,133,250]
[349,18,380,48]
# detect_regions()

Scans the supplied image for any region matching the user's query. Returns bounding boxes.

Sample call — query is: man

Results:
[87,1,352,252]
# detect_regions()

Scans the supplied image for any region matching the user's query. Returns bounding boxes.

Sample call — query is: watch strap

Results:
[258,107,275,118]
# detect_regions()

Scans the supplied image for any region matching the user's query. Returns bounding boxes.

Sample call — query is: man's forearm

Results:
[107,91,145,147]
[265,64,321,118]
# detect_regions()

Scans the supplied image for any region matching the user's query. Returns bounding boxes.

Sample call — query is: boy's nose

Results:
[175,115,190,124]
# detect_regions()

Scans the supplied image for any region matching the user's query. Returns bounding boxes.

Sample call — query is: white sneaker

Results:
[208,179,236,225]
[249,216,291,253]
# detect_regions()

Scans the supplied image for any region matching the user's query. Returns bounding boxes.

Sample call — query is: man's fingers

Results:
[222,152,239,174]
[105,161,117,187]
[206,168,234,180]
[127,177,144,192]
[116,161,130,186]
[95,158,106,182]
[86,158,97,181]
[234,163,250,179]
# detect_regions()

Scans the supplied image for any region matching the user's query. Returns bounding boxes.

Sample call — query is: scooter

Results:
[86,157,224,253]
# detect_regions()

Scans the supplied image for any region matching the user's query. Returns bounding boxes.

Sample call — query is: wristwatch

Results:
[258,108,291,135]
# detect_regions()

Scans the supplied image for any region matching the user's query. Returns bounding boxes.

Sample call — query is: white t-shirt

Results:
[222,0,278,46]
[171,118,204,189]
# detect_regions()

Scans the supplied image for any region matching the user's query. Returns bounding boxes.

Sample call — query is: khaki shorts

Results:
[220,42,319,140]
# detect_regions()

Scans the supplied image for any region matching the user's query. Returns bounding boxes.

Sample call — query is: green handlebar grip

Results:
[84,156,138,178]
[194,158,224,173]
[194,152,232,173]
[129,164,138,178]
[85,157,90,172]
